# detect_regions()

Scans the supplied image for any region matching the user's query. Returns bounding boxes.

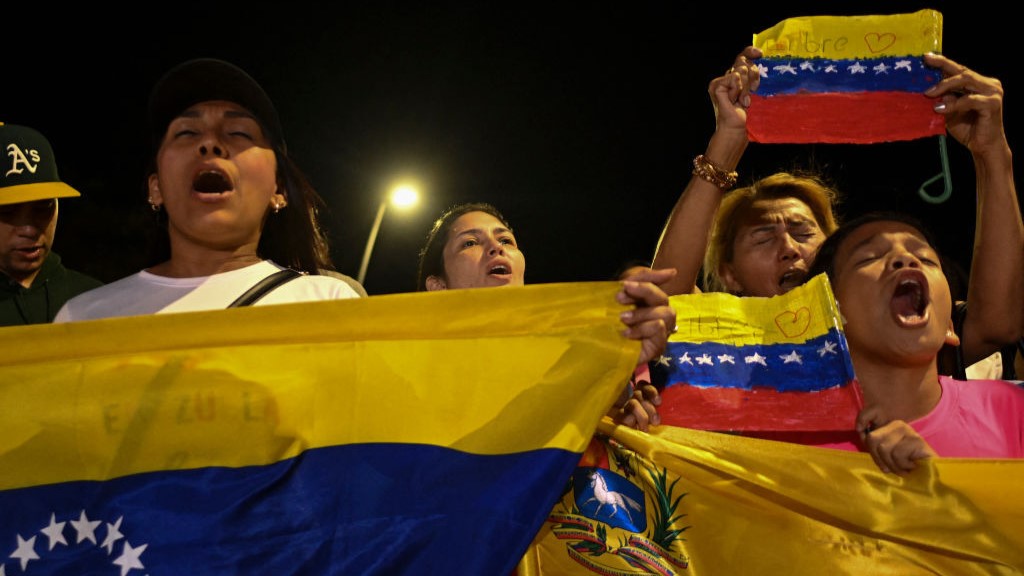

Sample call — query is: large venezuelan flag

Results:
[748,9,946,144]
[0,283,637,576]
[519,420,1024,575]
[651,274,861,431]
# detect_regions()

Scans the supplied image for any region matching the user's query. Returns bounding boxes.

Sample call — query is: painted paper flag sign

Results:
[0,282,637,576]
[518,420,1024,575]
[650,273,860,431]
[748,9,945,143]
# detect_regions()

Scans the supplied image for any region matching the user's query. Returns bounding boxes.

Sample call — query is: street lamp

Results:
[357,184,420,286]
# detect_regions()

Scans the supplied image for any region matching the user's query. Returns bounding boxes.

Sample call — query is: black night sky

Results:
[5,1,1017,295]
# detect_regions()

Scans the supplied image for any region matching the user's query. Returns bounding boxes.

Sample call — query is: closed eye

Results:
[854,253,880,266]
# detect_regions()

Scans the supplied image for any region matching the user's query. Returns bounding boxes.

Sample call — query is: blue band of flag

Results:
[660,330,855,392]
[0,444,579,575]
[756,56,941,96]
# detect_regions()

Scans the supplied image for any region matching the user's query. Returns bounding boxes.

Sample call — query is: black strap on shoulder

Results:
[227,269,303,308]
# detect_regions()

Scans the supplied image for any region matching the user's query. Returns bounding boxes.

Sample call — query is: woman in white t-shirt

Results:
[56,58,361,322]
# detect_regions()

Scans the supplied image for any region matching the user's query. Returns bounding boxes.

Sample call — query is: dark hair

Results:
[806,211,944,283]
[416,202,511,290]
[613,259,652,281]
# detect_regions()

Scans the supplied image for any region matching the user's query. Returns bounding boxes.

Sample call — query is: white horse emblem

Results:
[582,471,642,525]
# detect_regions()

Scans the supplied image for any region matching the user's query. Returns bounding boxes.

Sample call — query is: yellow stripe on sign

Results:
[668,273,843,346]
[753,9,942,59]
[0,282,638,491]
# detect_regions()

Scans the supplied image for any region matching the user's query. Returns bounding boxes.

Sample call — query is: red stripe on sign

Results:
[658,382,864,432]
[747,91,946,144]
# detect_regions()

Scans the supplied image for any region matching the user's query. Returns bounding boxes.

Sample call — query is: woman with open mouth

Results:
[55,58,361,321]
[416,202,676,431]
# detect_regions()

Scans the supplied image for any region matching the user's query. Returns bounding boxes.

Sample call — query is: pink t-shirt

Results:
[754,376,1024,457]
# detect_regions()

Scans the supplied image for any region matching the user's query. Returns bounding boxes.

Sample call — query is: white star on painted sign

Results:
[744,352,767,366]
[818,341,838,357]
[781,351,803,364]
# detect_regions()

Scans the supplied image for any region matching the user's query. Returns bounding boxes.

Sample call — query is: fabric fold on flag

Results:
[0,282,638,576]
[748,9,945,144]
[519,420,1024,575]
[652,273,861,431]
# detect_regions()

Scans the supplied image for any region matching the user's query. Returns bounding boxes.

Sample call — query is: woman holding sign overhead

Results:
[651,42,1022,380]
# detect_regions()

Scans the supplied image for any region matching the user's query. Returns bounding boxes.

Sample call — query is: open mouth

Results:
[192,170,232,194]
[890,272,929,326]
[488,265,510,276]
[778,269,805,291]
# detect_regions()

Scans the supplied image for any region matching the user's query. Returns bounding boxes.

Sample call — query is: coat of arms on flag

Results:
[518,420,1024,575]
[747,9,945,144]
[650,273,861,431]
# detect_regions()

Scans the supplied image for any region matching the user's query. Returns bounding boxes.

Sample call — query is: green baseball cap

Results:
[0,122,81,206]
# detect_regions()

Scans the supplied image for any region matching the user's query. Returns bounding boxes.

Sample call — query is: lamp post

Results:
[357,184,419,286]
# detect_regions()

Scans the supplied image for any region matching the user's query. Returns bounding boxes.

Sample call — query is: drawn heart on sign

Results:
[775,307,811,338]
[864,32,897,53]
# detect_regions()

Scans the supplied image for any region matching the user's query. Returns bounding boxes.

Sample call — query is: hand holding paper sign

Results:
[924,53,1008,155]
[747,9,946,144]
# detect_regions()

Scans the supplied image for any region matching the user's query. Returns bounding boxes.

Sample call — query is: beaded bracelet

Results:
[692,154,738,191]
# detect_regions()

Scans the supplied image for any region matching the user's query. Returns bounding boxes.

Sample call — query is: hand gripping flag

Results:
[518,421,1024,575]
[748,9,946,144]
[650,273,861,431]
[0,282,637,576]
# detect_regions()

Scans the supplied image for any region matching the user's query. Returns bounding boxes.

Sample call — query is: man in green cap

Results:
[0,122,102,326]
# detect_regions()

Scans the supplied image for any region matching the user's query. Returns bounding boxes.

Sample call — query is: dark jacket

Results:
[0,252,103,326]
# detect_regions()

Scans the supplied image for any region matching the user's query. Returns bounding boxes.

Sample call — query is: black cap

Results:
[0,122,81,205]
[147,58,286,152]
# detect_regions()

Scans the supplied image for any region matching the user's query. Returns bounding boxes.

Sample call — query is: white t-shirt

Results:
[966,351,1004,380]
[54,260,360,322]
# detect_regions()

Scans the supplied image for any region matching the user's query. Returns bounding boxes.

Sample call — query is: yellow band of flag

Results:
[668,273,843,346]
[753,9,942,59]
[0,282,637,491]
[519,420,1024,574]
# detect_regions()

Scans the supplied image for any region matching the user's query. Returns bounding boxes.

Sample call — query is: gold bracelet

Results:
[692,154,738,191]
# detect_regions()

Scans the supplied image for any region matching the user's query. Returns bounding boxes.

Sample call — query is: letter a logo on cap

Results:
[5,143,41,177]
